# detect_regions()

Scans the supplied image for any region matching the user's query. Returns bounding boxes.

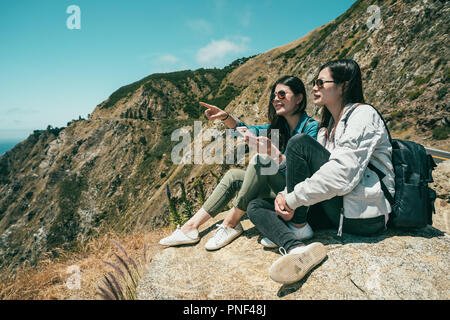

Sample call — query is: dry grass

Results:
[0,226,172,300]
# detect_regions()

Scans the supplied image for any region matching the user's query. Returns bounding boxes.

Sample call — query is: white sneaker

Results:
[205,223,244,251]
[269,242,327,284]
[287,222,314,241]
[260,237,278,248]
[159,225,200,246]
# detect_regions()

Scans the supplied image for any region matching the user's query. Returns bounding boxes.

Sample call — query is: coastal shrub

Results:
[174,181,193,226]
[165,184,179,227]
[444,68,450,83]
[406,88,424,100]
[348,38,368,56]
[414,74,432,86]
[183,103,201,118]
[257,76,266,83]
[101,56,253,110]
[432,125,450,140]
[436,87,447,100]
[338,48,350,60]
[206,84,242,108]
[47,175,87,252]
[370,56,380,69]
[0,158,9,184]
[390,109,406,121]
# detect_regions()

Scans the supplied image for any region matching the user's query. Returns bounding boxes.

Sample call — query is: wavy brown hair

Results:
[268,75,307,152]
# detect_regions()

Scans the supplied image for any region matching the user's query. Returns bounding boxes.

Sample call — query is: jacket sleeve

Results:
[285,106,384,210]
[234,121,270,136]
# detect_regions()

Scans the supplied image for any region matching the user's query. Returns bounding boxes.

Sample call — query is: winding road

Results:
[426,147,450,164]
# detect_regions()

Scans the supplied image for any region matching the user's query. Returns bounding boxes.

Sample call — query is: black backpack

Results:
[346,104,437,229]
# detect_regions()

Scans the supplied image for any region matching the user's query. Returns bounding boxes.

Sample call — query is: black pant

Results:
[285,134,342,225]
[247,134,385,252]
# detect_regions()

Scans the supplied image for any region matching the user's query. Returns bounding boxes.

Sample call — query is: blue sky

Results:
[0,0,355,141]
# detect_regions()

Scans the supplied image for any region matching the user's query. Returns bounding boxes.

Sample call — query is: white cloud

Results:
[186,19,213,34]
[196,37,250,65]
[157,54,179,64]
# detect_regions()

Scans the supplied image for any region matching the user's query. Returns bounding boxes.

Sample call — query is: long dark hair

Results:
[268,75,307,152]
[317,59,365,131]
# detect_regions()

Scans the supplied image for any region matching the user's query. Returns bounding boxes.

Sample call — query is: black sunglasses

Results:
[313,79,336,87]
[270,90,288,101]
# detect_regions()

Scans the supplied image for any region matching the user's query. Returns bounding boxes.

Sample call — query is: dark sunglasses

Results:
[313,79,336,87]
[270,90,288,101]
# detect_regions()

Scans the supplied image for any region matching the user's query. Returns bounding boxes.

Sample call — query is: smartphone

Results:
[236,126,256,139]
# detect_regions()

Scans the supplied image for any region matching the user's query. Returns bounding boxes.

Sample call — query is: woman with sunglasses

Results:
[159,75,319,250]
[247,59,395,284]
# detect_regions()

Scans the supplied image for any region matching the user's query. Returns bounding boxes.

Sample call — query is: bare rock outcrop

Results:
[137,201,449,300]
[432,160,450,201]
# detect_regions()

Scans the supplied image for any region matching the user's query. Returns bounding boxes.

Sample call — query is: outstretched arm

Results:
[200,102,238,129]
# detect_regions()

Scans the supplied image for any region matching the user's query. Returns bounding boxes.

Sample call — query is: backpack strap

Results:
[342,103,393,143]
[367,163,394,206]
[427,154,437,182]
[369,162,394,228]
[343,103,395,207]
[366,104,393,143]
[342,103,361,125]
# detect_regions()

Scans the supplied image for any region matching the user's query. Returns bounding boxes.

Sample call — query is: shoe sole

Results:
[205,228,244,251]
[260,239,278,248]
[300,233,314,241]
[269,242,326,284]
[261,243,278,248]
[261,229,314,249]
[159,237,200,247]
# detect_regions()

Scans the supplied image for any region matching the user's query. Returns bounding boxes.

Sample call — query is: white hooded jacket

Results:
[282,103,395,233]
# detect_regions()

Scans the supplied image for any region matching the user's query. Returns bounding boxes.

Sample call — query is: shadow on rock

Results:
[276,256,329,298]
[310,225,446,247]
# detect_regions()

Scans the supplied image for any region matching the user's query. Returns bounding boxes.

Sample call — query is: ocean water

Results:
[0,141,21,156]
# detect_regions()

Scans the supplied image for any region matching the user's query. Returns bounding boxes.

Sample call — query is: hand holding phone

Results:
[237,130,282,161]
[236,126,256,140]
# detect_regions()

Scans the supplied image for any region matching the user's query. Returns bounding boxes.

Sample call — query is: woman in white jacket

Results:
[247,59,395,284]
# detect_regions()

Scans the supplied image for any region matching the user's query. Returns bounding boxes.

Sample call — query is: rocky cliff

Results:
[0,0,449,273]
[137,214,449,300]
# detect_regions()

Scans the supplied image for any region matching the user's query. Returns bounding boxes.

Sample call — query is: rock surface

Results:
[137,202,450,300]
[432,161,450,201]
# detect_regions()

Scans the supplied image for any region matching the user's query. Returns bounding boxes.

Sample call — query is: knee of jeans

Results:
[248,153,272,168]
[286,133,310,150]
[246,199,266,222]
[286,133,313,157]
[221,168,242,184]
